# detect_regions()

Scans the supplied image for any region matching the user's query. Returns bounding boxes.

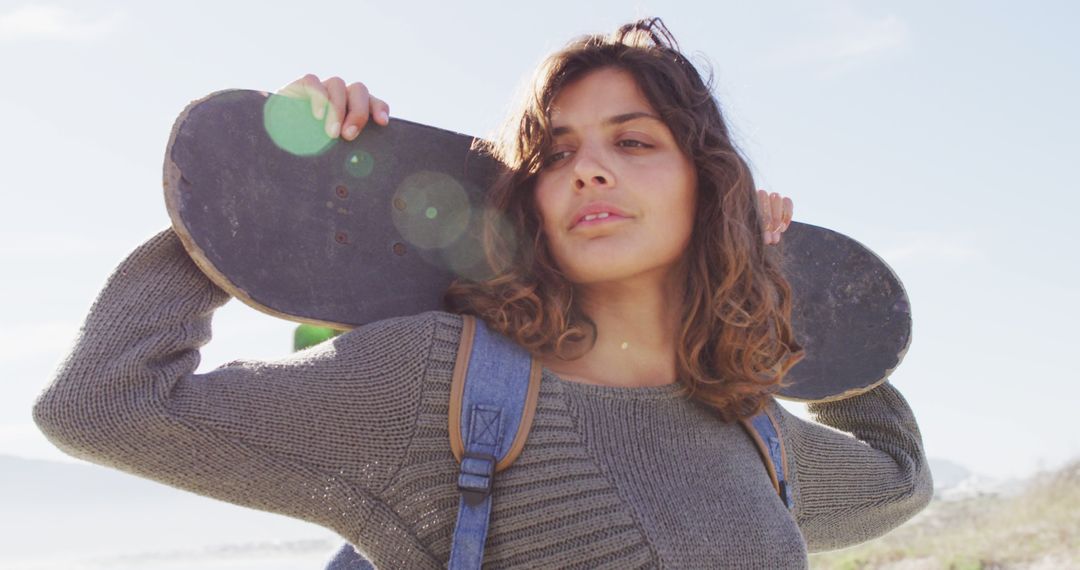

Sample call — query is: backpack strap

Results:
[740,405,795,510]
[447,314,542,569]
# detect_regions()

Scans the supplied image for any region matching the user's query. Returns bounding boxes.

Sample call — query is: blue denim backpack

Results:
[326,314,794,569]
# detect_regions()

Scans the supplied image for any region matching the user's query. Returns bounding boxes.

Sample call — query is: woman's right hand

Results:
[276,74,390,141]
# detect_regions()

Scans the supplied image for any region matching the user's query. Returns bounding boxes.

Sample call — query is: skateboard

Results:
[164,89,911,403]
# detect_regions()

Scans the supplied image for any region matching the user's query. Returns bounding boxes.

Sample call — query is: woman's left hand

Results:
[757,189,793,246]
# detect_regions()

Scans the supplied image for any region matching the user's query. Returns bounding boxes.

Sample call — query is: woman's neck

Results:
[544,271,685,388]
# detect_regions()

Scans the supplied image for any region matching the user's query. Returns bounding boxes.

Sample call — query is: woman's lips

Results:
[572,214,630,229]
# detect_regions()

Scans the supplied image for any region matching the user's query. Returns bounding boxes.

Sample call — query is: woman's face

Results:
[534,67,698,287]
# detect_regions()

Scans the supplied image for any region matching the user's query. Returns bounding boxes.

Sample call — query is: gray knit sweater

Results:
[33,227,933,569]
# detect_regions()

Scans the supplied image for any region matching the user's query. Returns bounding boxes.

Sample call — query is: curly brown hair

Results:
[443,17,804,422]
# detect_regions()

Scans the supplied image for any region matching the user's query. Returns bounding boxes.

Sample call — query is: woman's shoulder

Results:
[331,310,462,336]
[345,309,464,339]
[328,310,466,366]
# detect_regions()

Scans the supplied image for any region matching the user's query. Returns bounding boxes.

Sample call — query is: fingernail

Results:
[343,125,358,139]
[378,110,389,124]
[328,122,340,138]
[314,105,324,120]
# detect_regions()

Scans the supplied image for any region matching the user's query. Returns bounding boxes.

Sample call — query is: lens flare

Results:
[439,206,517,282]
[262,94,336,157]
[344,150,374,178]
[392,171,471,250]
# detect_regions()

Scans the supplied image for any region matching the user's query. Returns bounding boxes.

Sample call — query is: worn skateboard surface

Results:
[163,89,911,402]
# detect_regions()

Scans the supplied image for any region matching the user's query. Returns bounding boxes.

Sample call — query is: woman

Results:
[33,18,931,569]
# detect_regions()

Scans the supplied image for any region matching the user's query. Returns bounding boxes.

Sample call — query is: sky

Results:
[0,0,1077,488]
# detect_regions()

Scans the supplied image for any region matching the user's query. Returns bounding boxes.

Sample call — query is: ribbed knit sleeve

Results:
[772,381,933,552]
[31,227,440,542]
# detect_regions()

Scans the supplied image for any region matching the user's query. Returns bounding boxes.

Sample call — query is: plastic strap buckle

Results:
[457,451,496,506]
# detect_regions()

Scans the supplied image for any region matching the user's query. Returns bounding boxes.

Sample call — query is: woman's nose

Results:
[573,173,609,190]
[572,148,614,191]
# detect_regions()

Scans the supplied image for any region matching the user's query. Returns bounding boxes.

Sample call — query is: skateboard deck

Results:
[163,89,911,402]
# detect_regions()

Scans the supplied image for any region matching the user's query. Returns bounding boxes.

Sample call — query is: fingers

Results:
[297,74,329,122]
[341,82,370,140]
[757,189,774,243]
[341,82,380,140]
[323,76,347,138]
[370,95,390,127]
[341,86,390,141]
[276,77,307,99]
[276,74,391,141]
[277,75,329,122]
[757,189,794,245]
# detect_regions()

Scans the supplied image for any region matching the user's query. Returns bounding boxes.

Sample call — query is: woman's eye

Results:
[545,150,572,165]
[543,140,650,167]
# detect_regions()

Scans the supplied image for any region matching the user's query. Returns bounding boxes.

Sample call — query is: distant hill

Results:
[927,456,1028,501]
[928,457,971,489]
[810,459,1080,569]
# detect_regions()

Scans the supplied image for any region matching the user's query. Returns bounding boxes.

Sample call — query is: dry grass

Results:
[809,460,1080,570]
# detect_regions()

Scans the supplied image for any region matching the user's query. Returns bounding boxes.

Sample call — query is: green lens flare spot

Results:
[391,171,471,250]
[263,94,336,157]
[344,150,374,178]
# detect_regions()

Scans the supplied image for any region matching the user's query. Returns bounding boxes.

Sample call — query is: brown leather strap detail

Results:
[494,355,542,473]
[448,314,477,463]
[447,314,540,472]
[739,416,781,496]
